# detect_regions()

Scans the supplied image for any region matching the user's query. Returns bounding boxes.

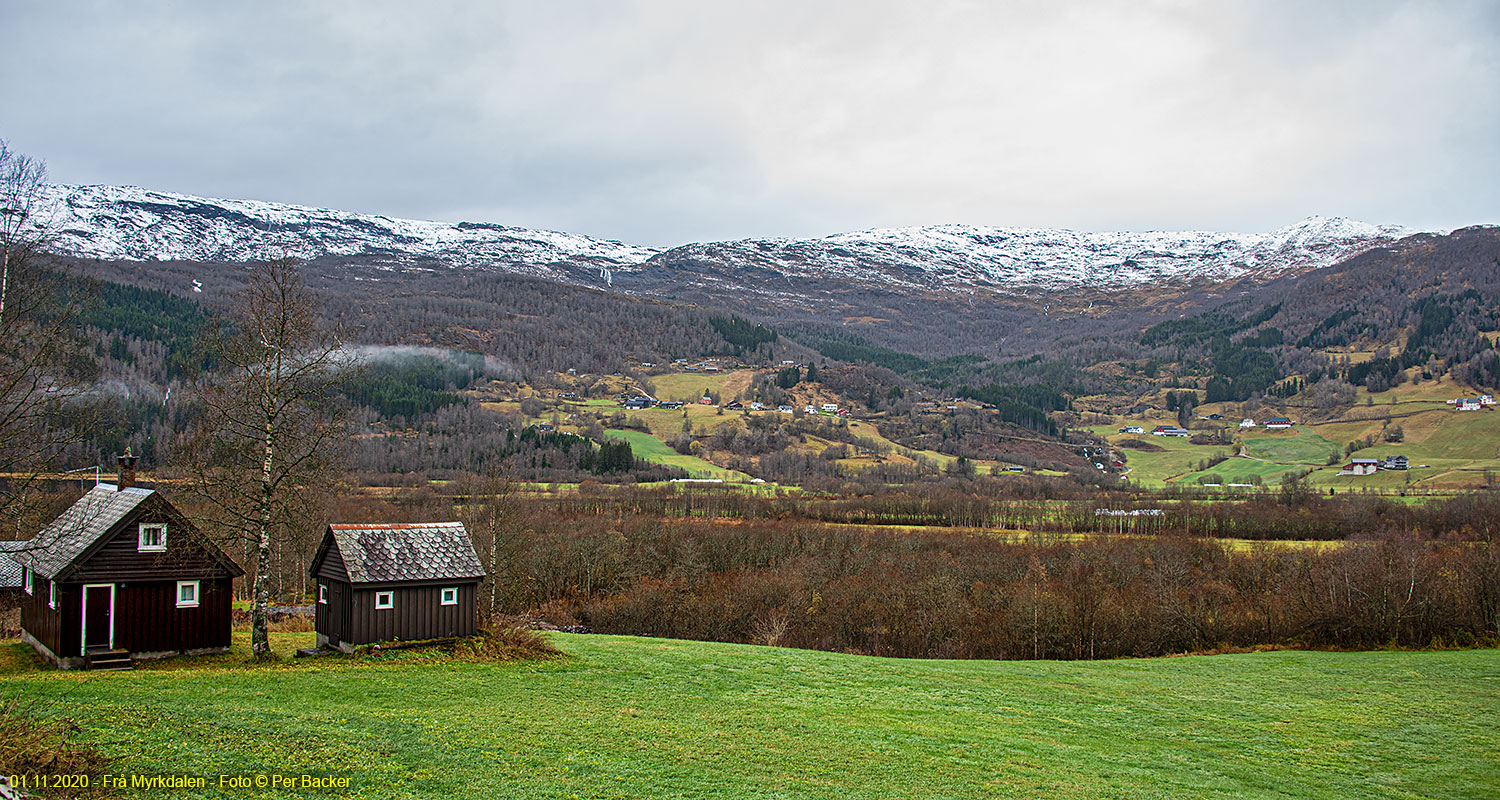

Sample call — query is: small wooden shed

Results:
[11,477,244,669]
[309,522,485,652]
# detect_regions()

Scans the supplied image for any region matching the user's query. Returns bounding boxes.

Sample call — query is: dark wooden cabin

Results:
[310,522,485,651]
[11,462,244,669]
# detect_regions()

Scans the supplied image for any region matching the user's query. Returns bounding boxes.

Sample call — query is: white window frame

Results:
[440,587,458,606]
[22,567,30,595]
[375,591,394,610]
[137,522,167,552]
[48,580,57,609]
[176,580,200,609]
[318,583,328,604]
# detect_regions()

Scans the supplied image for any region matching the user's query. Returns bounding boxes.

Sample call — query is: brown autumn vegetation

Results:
[304,482,1500,661]
[0,694,113,799]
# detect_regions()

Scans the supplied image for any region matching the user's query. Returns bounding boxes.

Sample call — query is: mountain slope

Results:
[41,184,659,279]
[42,184,1417,303]
[629,216,1415,297]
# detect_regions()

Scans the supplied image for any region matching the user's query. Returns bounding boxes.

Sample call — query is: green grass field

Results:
[604,428,754,482]
[1114,437,1224,486]
[3,635,1496,799]
[1172,456,1300,486]
[1241,428,1339,464]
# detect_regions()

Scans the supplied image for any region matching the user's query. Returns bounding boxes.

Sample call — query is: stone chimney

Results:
[116,450,137,491]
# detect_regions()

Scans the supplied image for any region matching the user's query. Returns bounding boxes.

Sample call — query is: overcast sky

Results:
[3,0,1497,246]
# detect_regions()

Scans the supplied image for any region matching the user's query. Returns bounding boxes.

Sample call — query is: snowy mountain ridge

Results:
[40,183,1418,297]
[41,184,659,279]
[642,216,1417,295]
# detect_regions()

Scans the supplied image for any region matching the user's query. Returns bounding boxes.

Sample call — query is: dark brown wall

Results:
[314,579,353,646]
[19,581,62,656]
[26,578,233,659]
[26,582,84,658]
[117,578,232,653]
[314,538,348,583]
[318,581,477,646]
[67,501,236,584]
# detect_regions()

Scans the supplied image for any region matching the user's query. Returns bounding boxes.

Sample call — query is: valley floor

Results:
[3,634,1497,799]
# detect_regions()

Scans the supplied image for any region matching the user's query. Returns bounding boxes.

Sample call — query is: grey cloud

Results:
[2,0,1496,247]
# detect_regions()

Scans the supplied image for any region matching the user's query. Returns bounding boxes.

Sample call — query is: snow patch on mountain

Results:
[39,183,1418,297]
[41,184,660,274]
[650,217,1416,294]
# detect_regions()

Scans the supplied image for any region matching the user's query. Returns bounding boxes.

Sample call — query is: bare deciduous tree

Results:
[0,141,92,535]
[175,258,353,658]
[457,469,521,612]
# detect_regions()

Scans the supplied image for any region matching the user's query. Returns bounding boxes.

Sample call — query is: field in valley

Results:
[3,634,1496,799]
[1101,398,1500,491]
[603,428,754,482]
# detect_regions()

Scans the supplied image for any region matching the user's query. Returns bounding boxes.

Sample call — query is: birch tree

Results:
[177,258,352,658]
[0,141,92,534]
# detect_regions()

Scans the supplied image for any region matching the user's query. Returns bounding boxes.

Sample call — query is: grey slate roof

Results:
[327,522,485,584]
[11,485,154,579]
[0,540,27,589]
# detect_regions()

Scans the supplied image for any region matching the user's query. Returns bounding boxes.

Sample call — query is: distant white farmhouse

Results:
[1239,418,1256,428]
[1339,458,1381,476]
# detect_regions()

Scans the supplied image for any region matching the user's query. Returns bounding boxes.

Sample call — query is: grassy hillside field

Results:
[1101,401,1500,490]
[603,428,754,482]
[3,634,1496,799]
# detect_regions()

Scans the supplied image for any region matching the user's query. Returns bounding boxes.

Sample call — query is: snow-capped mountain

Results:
[40,183,1416,300]
[41,184,659,278]
[634,217,1416,297]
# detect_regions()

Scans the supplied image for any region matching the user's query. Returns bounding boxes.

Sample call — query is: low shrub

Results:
[0,694,113,799]
[458,618,564,662]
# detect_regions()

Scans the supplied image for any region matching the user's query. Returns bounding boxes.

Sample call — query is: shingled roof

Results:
[0,540,26,589]
[325,522,484,584]
[11,485,155,579]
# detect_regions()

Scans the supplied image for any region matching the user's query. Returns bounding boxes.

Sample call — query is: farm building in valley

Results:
[310,522,485,652]
[10,458,244,669]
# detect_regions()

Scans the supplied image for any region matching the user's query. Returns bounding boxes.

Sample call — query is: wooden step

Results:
[85,649,133,671]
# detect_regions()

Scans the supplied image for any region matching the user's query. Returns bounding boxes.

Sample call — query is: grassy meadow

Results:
[3,634,1497,799]
[1101,398,1500,490]
[603,428,754,482]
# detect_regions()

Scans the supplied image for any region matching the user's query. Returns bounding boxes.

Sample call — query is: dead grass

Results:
[229,608,315,632]
[0,693,114,798]
[455,618,564,662]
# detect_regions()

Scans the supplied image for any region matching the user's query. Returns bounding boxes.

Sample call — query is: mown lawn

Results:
[3,635,1496,799]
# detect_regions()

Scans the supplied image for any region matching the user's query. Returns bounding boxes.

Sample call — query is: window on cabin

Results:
[375,591,394,610]
[22,567,30,595]
[48,580,56,609]
[441,587,458,606]
[176,581,199,608]
[318,584,327,604]
[138,523,166,552]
